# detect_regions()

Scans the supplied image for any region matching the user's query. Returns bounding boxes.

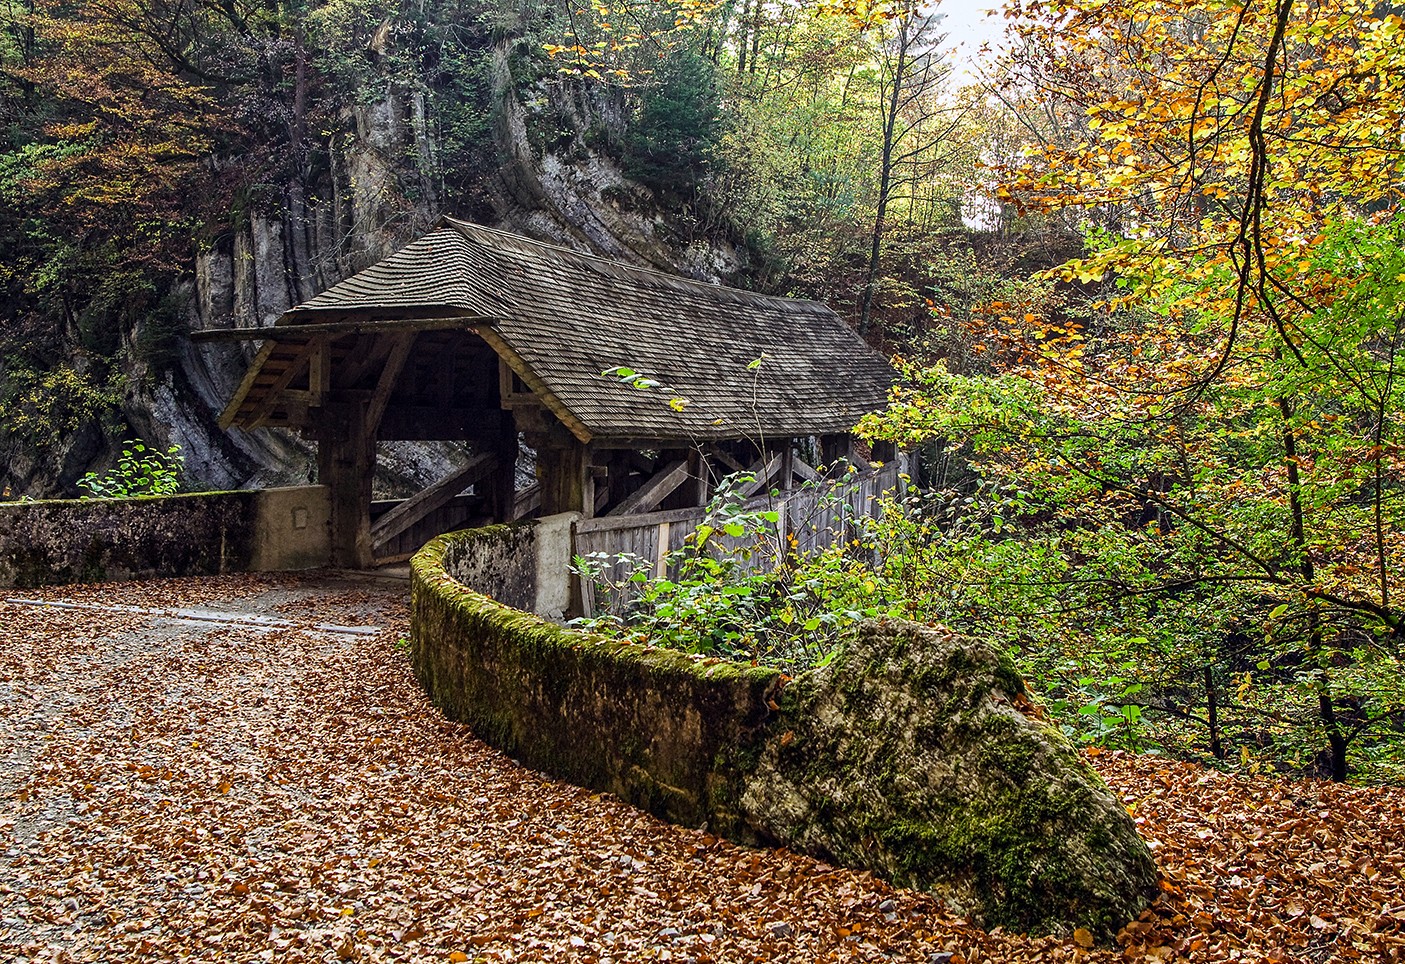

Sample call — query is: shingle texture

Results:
[279,219,894,442]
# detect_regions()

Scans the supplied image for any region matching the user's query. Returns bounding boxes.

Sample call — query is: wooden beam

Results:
[486,414,519,523]
[792,457,821,484]
[366,334,415,437]
[245,341,317,431]
[190,316,484,342]
[217,339,278,429]
[308,337,331,408]
[593,467,611,515]
[513,483,541,521]
[337,334,394,388]
[740,452,784,498]
[576,504,711,535]
[607,459,689,516]
[706,445,747,475]
[371,452,498,551]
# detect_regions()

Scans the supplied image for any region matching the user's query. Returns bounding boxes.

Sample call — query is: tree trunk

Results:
[1318,687,1349,782]
[1204,664,1224,760]
[858,21,912,337]
[1279,394,1347,781]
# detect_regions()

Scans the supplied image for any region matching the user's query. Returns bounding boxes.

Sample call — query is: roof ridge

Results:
[438,216,834,313]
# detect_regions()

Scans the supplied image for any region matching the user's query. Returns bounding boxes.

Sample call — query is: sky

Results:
[931,0,1010,81]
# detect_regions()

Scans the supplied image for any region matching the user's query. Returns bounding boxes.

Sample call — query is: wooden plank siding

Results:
[573,461,904,617]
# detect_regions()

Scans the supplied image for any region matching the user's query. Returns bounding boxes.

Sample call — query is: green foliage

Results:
[0,360,122,448]
[848,213,1405,784]
[79,439,184,498]
[572,469,906,673]
[620,49,721,200]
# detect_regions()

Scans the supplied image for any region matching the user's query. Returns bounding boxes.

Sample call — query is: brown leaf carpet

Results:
[1,574,1401,963]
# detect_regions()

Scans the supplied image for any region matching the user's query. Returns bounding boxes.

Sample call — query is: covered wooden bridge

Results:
[203,218,896,568]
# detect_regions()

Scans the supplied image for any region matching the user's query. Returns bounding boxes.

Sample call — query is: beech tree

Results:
[863,0,1405,780]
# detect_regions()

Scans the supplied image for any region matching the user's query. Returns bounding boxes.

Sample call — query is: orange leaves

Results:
[1002,0,1405,268]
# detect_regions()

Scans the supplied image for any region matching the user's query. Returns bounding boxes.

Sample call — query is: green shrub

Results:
[79,439,184,498]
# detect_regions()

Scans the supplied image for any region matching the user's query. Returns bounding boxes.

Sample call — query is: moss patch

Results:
[738,620,1159,940]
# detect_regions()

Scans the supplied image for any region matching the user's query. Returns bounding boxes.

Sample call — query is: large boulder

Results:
[738,620,1158,939]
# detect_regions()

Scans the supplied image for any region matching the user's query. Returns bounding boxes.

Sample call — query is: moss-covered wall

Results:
[412,527,783,831]
[0,486,330,587]
[440,520,538,613]
[411,526,1158,939]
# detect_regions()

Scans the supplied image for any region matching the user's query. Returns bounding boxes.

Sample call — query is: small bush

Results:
[79,439,184,498]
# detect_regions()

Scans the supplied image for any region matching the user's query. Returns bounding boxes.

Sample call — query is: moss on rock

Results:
[738,620,1158,940]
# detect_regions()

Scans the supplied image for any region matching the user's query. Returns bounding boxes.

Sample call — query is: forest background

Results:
[1,0,1402,785]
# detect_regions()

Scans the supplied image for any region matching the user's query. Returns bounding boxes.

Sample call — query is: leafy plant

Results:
[571,469,905,672]
[79,440,184,499]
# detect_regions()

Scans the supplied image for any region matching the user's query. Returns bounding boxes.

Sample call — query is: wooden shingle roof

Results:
[239,218,895,443]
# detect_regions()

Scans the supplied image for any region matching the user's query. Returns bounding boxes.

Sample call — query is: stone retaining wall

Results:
[411,522,782,830]
[0,485,330,587]
[410,524,1159,939]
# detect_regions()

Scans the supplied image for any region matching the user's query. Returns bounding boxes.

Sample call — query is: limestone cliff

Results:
[3,40,746,498]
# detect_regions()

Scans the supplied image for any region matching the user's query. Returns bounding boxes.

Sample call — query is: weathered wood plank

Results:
[371,452,496,550]
[366,334,415,436]
[190,316,483,342]
[607,459,690,516]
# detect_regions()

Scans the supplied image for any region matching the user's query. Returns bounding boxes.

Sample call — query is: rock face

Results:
[739,620,1158,939]
[3,31,750,498]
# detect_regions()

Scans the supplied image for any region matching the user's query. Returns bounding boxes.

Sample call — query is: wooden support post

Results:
[309,336,331,408]
[687,449,711,507]
[821,433,854,470]
[655,521,671,578]
[537,438,591,518]
[316,401,374,569]
[487,415,519,524]
[778,440,795,493]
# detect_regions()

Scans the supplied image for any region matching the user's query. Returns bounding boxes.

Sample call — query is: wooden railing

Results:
[572,460,904,617]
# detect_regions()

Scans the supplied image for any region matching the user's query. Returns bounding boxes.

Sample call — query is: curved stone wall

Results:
[410,524,783,831]
[410,525,1159,939]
